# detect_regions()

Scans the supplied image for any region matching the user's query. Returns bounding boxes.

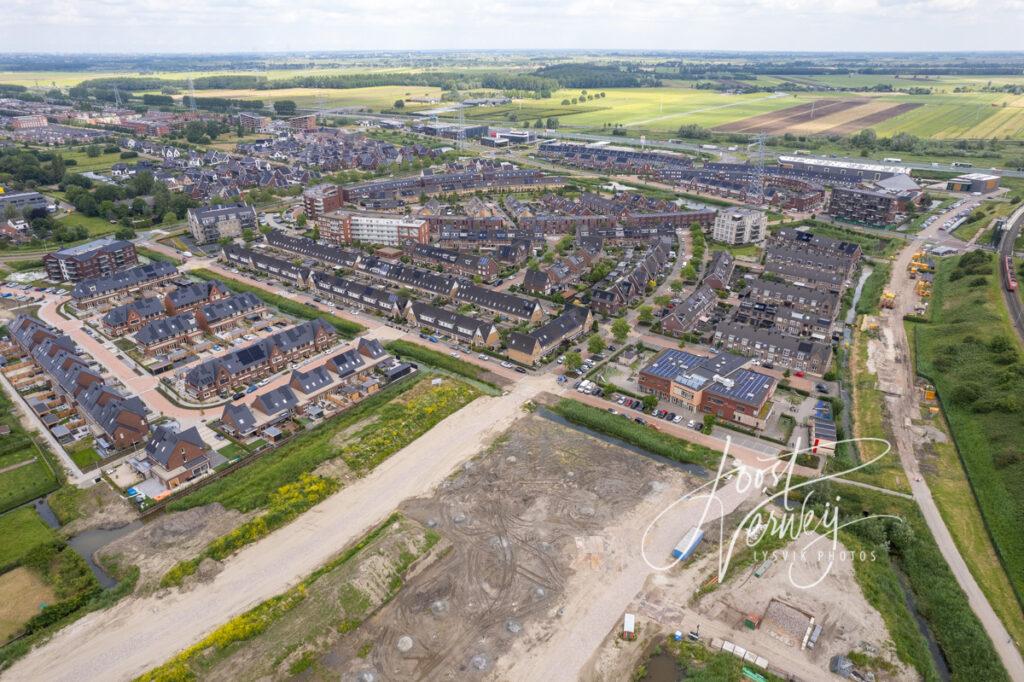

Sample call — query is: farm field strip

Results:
[816,102,924,136]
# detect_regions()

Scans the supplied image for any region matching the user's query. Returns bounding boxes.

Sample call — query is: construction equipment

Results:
[880,290,897,309]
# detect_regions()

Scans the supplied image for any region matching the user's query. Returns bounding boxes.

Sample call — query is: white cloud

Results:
[2,0,1022,51]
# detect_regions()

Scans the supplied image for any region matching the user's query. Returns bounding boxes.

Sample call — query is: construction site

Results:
[316,411,708,680]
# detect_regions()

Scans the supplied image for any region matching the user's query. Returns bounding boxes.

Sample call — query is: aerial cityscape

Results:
[1,7,1024,682]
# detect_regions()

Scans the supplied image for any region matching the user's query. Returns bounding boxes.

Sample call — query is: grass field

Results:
[59,150,124,174]
[910,252,1024,616]
[54,212,120,238]
[0,507,58,571]
[906,324,1024,647]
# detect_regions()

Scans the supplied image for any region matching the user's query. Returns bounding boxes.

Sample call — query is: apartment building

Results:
[711,208,766,245]
[43,238,138,283]
[321,210,428,246]
[302,184,343,224]
[187,203,258,245]
[638,348,777,429]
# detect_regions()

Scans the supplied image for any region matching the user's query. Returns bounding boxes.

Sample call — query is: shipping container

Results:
[671,527,704,560]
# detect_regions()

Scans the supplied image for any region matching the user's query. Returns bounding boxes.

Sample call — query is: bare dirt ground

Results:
[587,531,912,682]
[0,567,55,644]
[318,413,710,681]
[58,483,137,536]
[5,375,549,682]
[96,503,251,590]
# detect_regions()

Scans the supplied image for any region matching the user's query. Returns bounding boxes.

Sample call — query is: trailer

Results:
[622,613,636,640]
[671,527,704,560]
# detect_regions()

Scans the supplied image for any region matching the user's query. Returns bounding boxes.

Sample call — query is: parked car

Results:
[515,367,527,374]
[672,415,683,423]
[816,383,829,393]
[501,361,513,368]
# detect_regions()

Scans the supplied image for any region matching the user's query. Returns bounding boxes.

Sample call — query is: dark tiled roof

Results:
[71,261,177,300]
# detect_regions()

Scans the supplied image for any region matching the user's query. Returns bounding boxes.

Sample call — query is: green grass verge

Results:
[160,474,339,588]
[547,398,719,469]
[909,251,1024,617]
[190,268,364,339]
[135,247,179,265]
[384,340,500,391]
[855,261,893,316]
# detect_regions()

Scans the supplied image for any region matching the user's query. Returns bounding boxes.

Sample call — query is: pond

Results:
[33,496,142,589]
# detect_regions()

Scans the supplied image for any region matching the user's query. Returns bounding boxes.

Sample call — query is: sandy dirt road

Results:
[4,375,552,682]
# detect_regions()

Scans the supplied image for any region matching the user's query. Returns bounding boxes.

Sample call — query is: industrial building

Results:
[946,173,1001,194]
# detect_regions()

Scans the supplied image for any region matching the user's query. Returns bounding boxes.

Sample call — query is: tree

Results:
[611,318,630,344]
[561,99,571,106]
[115,226,135,240]
[638,306,654,325]
[702,414,716,434]
[546,117,559,129]
[654,295,671,307]
[273,100,298,116]
[587,334,606,355]
[670,280,684,292]
[564,351,582,372]
[641,394,659,412]
[393,99,405,109]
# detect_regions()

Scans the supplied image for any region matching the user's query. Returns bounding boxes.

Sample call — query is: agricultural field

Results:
[154,85,446,112]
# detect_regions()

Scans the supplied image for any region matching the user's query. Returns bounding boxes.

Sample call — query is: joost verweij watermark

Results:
[640,436,903,589]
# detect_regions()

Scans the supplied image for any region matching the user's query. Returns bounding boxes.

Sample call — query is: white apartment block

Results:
[712,208,767,245]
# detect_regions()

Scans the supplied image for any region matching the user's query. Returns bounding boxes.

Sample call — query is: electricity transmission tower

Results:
[188,77,197,112]
[748,132,767,205]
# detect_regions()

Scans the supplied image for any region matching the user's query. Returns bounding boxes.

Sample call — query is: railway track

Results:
[998,205,1024,345]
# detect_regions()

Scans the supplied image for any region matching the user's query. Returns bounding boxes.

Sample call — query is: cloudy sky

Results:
[4,0,1024,53]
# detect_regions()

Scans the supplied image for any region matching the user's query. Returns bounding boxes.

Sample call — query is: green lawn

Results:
[54,212,120,238]
[59,150,125,174]
[66,440,101,469]
[0,508,58,571]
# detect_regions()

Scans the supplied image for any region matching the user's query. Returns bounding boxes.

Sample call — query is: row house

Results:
[521,251,593,295]
[662,285,717,336]
[453,283,545,323]
[184,319,337,400]
[404,243,499,280]
[101,297,165,337]
[139,426,212,490]
[71,261,178,308]
[493,240,531,266]
[506,305,593,366]
[590,239,671,315]
[357,258,459,298]
[744,279,840,321]
[763,261,846,294]
[222,244,312,288]
[136,313,202,356]
[311,272,408,318]
[771,229,862,265]
[732,300,833,340]
[406,302,500,348]
[702,251,735,291]
[9,316,150,450]
[764,245,858,281]
[164,279,232,315]
[264,230,361,269]
[194,293,266,333]
[711,321,832,375]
